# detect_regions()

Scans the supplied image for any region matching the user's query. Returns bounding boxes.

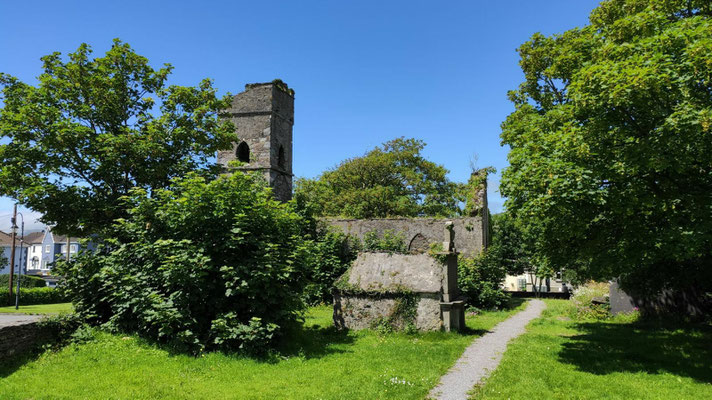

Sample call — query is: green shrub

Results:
[458,253,510,310]
[56,172,309,355]
[569,281,611,320]
[300,228,356,305]
[362,230,407,253]
[37,313,84,348]
[2,287,67,306]
[0,274,47,289]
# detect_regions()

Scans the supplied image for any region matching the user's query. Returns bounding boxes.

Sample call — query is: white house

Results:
[24,231,47,273]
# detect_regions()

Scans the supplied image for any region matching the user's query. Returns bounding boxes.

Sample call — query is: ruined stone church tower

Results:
[217,81,294,201]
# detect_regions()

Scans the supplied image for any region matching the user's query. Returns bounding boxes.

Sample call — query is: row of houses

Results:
[0,228,82,286]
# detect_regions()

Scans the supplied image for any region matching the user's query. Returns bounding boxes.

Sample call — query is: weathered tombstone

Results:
[333,221,466,332]
[609,280,636,315]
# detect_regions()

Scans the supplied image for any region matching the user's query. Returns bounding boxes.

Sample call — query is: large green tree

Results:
[500,0,712,297]
[0,40,235,236]
[295,137,463,218]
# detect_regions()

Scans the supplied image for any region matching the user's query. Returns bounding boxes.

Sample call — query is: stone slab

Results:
[346,252,444,293]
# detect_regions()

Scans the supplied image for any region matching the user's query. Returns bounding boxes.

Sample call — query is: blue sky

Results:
[0,0,601,232]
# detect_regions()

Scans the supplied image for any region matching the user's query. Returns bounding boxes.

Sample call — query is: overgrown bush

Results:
[37,313,85,348]
[56,172,309,354]
[570,281,610,320]
[300,228,356,305]
[2,287,66,306]
[458,252,510,310]
[0,274,47,289]
[362,230,406,253]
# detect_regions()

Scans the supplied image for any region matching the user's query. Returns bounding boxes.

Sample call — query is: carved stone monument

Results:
[333,221,466,332]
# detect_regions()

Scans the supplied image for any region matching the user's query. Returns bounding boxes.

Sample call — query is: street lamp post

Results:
[8,204,16,297]
[14,213,24,310]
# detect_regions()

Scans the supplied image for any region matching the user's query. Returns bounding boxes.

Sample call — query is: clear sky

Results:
[0,0,601,232]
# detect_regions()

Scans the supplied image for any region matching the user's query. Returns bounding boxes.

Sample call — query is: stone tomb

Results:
[333,223,466,332]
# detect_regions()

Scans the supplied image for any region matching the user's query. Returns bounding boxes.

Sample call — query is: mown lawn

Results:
[471,299,712,400]
[0,300,527,400]
[0,303,73,315]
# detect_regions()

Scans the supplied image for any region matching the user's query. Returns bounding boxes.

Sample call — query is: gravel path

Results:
[428,299,546,400]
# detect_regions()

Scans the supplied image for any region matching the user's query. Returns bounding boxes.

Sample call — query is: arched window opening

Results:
[278,145,286,170]
[236,141,250,163]
[408,233,429,254]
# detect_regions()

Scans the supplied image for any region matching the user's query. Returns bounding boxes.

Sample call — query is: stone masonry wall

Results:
[333,293,442,331]
[0,320,46,359]
[325,217,486,257]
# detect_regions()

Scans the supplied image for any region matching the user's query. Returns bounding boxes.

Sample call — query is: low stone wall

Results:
[324,217,486,257]
[0,316,46,358]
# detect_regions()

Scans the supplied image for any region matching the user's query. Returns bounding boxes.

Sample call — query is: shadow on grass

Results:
[459,327,491,336]
[1,300,526,375]
[505,297,527,310]
[0,346,47,379]
[0,316,357,377]
[558,321,712,383]
[276,322,356,361]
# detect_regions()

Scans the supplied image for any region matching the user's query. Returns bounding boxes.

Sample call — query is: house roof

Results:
[0,228,82,246]
[23,231,45,244]
[0,231,11,246]
[52,233,80,243]
[0,231,30,247]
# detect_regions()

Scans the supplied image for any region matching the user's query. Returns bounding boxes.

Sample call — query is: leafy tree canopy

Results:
[499,0,712,295]
[295,137,463,219]
[0,39,235,236]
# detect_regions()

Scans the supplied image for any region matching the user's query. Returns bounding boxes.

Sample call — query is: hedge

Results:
[0,274,47,289]
[2,287,67,306]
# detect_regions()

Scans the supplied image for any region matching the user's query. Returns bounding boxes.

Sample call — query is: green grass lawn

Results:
[471,299,712,400]
[0,300,527,400]
[0,303,73,315]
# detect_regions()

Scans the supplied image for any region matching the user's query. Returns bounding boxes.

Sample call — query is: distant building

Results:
[26,228,84,276]
[503,270,570,294]
[0,231,28,275]
[24,231,47,273]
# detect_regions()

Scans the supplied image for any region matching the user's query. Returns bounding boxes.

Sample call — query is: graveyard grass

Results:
[470,299,712,400]
[0,303,73,315]
[0,300,527,399]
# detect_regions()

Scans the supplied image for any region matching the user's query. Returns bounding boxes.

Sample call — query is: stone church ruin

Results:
[221,81,489,332]
[218,81,294,202]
